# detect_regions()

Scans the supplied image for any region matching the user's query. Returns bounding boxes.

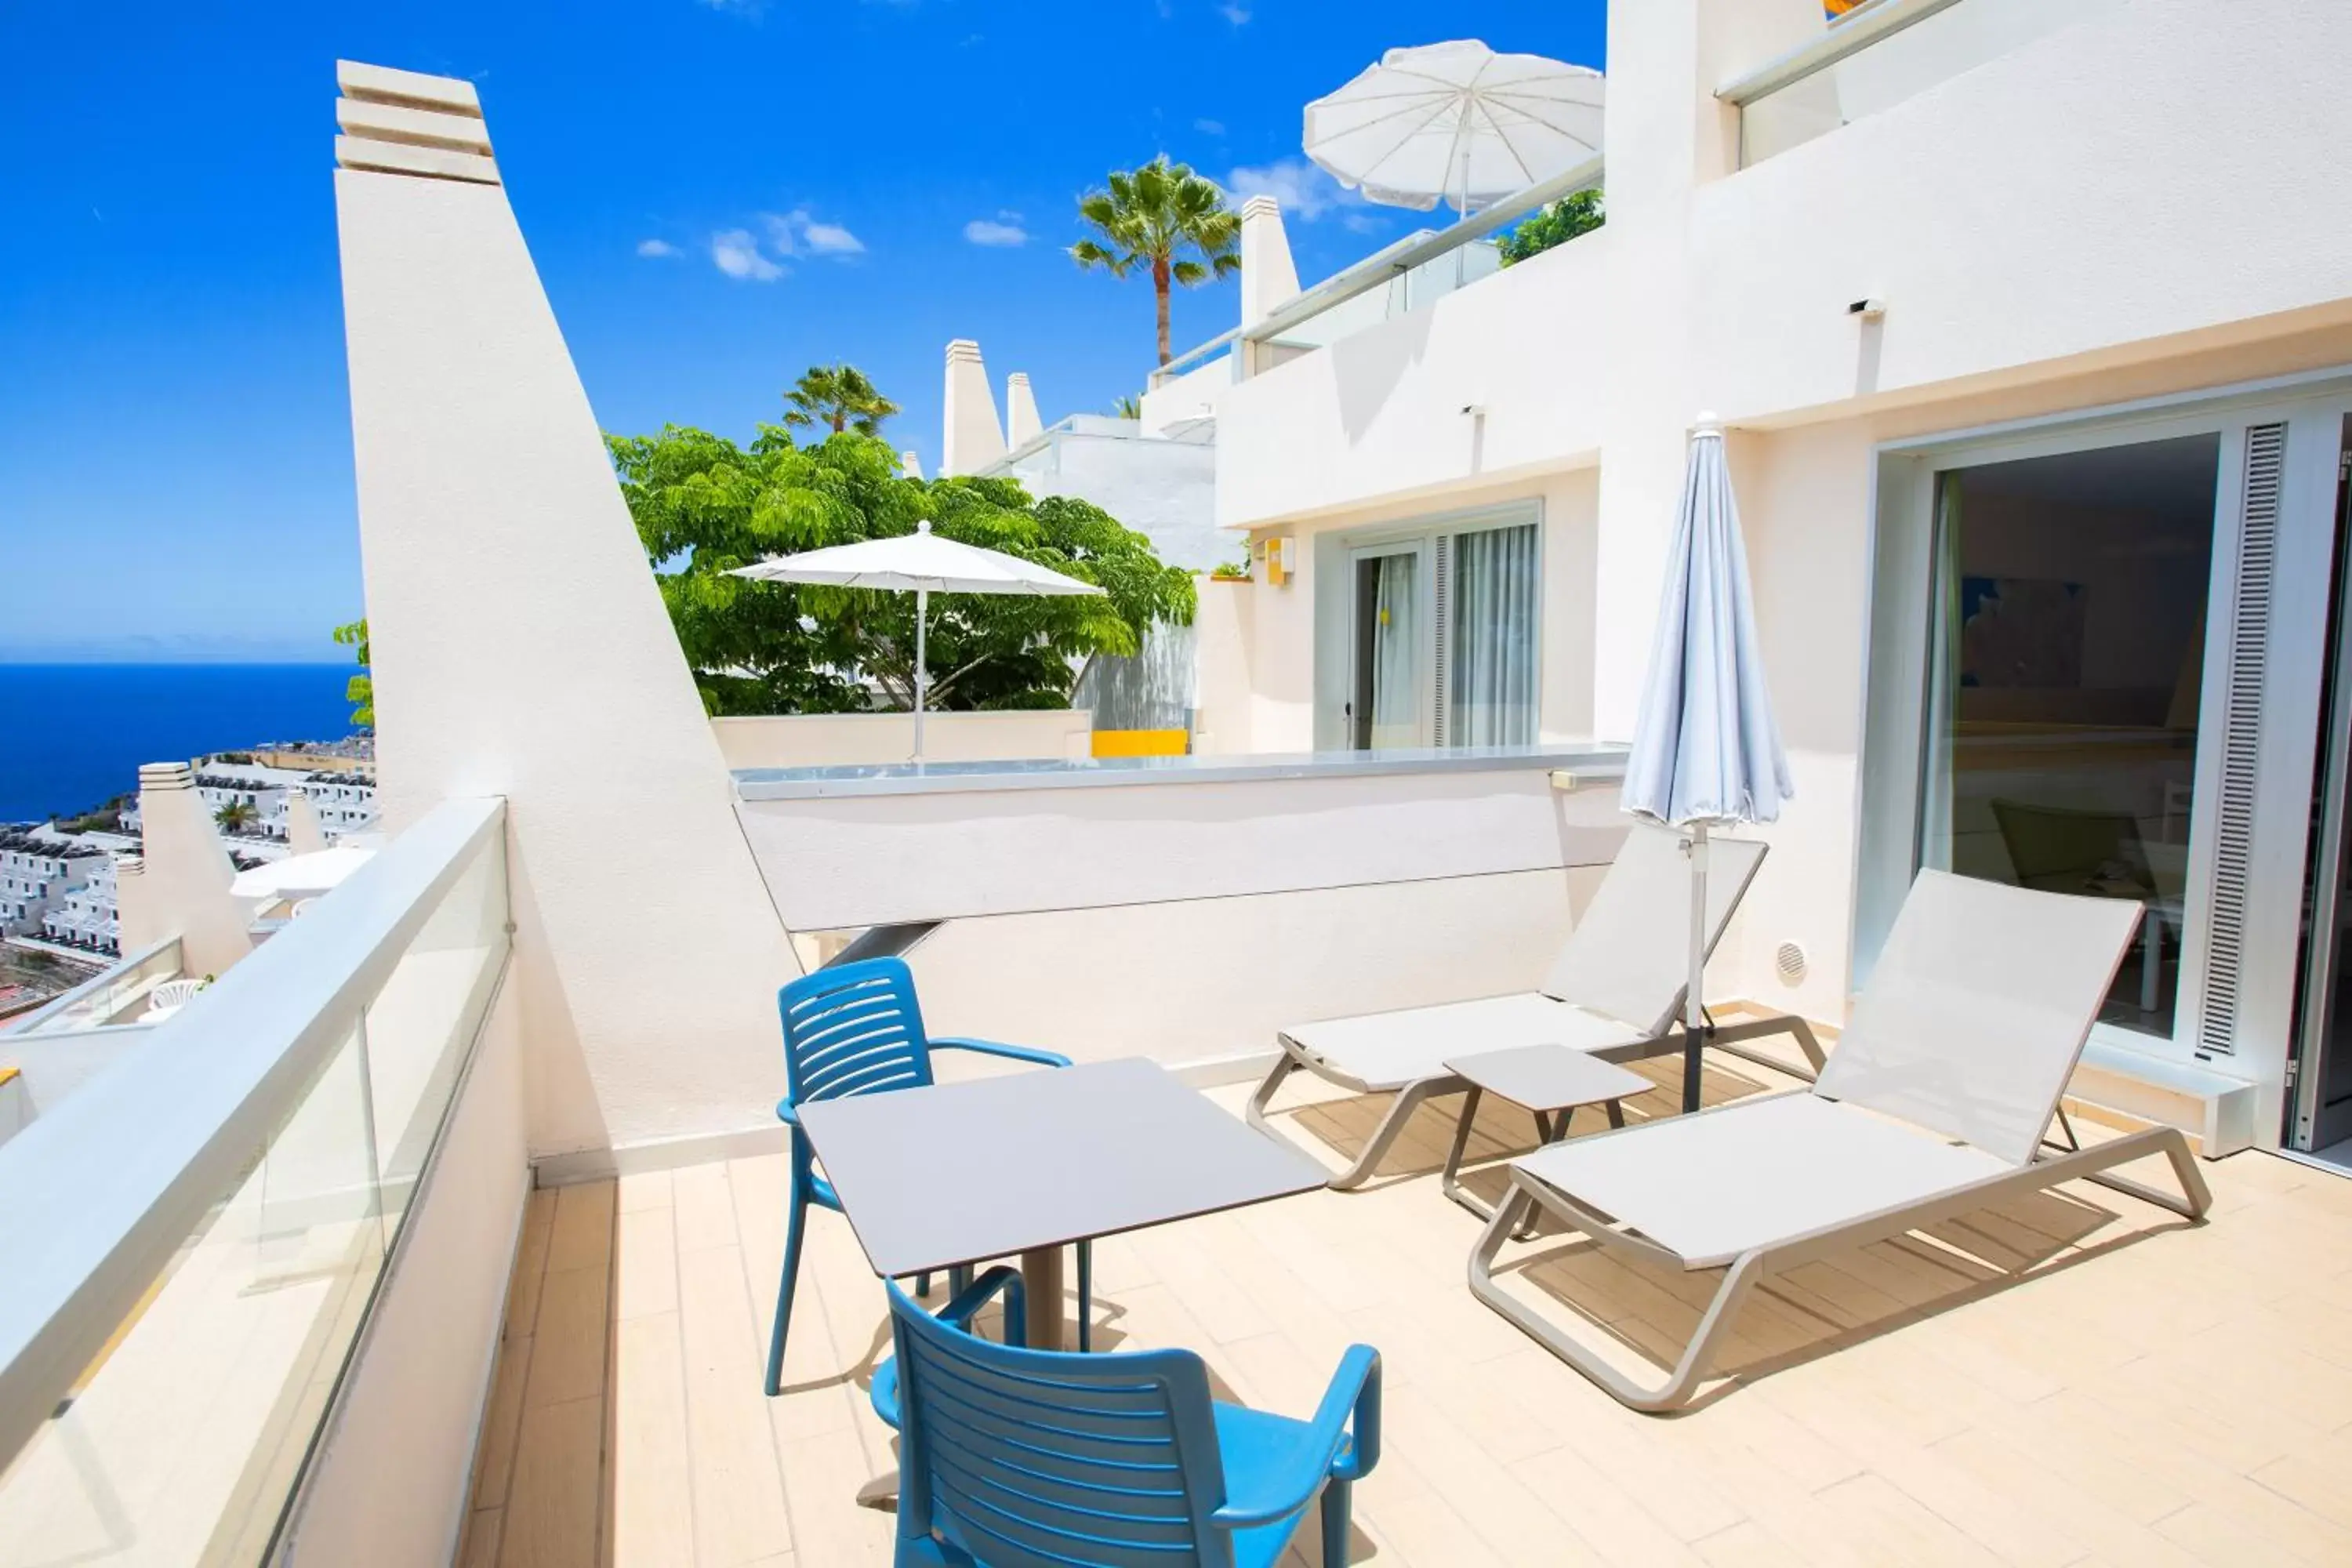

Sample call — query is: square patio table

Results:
[797,1056,1327,1350]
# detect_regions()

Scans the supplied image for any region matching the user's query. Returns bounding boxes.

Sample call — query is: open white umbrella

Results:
[230,844,377,899]
[1621,416,1794,1114]
[729,518,1104,760]
[1305,39,1605,216]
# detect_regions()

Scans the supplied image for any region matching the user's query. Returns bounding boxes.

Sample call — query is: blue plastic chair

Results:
[766,956,1094,1396]
[880,1269,1381,1568]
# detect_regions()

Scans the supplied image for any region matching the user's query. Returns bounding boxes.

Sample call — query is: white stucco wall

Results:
[712,709,1093,769]
[336,78,800,1160]
[909,864,1612,1074]
[1001,420,1228,573]
[1205,0,2352,1043]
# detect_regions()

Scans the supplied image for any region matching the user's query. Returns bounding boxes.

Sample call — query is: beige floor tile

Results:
[501,1396,603,1568]
[466,1085,2352,1568]
[611,1313,695,1567]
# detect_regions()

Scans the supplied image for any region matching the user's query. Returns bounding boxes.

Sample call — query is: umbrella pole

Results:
[1683,821,1709,1116]
[912,586,928,764]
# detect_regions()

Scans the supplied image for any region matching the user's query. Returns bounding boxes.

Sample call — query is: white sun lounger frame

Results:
[1248,826,1824,1189]
[1467,869,2213,1412]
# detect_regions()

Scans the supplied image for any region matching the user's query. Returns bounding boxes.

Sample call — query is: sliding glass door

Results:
[1344,514,1541,751]
[1915,434,2220,1038]
[1348,543,1426,750]
[1861,390,2352,1107]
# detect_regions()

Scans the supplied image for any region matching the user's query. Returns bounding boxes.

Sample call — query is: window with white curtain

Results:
[1445,522,1541,746]
[1344,514,1541,750]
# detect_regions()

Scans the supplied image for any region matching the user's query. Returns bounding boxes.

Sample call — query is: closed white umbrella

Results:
[1305,39,1605,216]
[230,844,376,899]
[1621,416,1794,1113]
[729,518,1103,760]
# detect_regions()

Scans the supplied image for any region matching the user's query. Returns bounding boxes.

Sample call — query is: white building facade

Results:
[1188,0,2352,1157]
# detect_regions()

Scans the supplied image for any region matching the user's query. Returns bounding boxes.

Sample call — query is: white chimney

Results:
[941,339,1006,476]
[1240,194,1301,326]
[132,762,254,977]
[285,787,329,854]
[1005,372,1044,448]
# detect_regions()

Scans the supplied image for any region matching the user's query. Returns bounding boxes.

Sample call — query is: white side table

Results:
[1439,1045,1653,1225]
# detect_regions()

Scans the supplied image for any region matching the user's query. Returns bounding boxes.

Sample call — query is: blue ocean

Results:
[0,665,362,825]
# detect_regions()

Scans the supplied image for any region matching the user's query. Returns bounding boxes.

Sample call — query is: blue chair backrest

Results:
[888,1283,1236,1568]
[779,958,935,1109]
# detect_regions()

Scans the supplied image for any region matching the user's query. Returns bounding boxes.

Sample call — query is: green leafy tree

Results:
[214,799,258,834]
[1109,394,1142,419]
[332,619,374,728]
[607,425,1196,716]
[1071,156,1241,366]
[1497,189,1605,266]
[782,364,900,437]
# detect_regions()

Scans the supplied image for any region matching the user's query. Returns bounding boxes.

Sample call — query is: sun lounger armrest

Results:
[1210,1346,1382,1526]
[931,1036,1074,1069]
[774,1098,799,1126]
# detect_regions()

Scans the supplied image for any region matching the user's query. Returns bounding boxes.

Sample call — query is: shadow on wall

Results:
[505,846,614,1161]
[1330,307,1440,452]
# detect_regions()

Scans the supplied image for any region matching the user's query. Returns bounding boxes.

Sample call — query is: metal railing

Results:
[1722,0,2098,166]
[1150,153,1606,390]
[0,797,510,1563]
[2,935,181,1036]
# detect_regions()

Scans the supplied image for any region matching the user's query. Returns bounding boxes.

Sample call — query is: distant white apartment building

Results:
[39,852,120,954]
[120,760,379,845]
[297,770,379,837]
[0,830,104,939]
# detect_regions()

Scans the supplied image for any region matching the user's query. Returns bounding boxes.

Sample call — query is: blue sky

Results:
[0,1,1606,662]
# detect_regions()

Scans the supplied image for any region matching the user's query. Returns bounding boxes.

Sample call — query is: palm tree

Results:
[1109,394,1142,419]
[1071,156,1241,366]
[214,798,258,835]
[782,365,900,437]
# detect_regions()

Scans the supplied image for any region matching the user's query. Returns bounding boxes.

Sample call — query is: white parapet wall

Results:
[333,60,801,1157]
[712,709,1094,769]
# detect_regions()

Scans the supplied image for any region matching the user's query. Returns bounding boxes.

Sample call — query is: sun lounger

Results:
[1248,824,1824,1188]
[1468,868,2212,1411]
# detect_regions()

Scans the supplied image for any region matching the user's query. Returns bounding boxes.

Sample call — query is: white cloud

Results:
[963,213,1029,247]
[1193,118,1225,136]
[1218,2,1250,24]
[1225,157,1363,222]
[801,219,865,255]
[763,209,865,258]
[636,238,681,258]
[710,229,783,281]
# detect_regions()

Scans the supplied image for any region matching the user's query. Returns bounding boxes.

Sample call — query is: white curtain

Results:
[1449,524,1540,746]
[1369,554,1421,747]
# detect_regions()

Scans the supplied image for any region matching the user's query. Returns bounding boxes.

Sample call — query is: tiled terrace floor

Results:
[462,1053,2352,1567]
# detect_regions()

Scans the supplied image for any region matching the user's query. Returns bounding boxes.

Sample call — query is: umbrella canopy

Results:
[1305,39,1605,215]
[1621,417,1793,1111]
[230,844,376,899]
[729,519,1102,760]
[730,517,1104,598]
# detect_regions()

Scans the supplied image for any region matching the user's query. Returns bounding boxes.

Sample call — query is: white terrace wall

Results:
[334,62,799,1160]
[712,710,1093,769]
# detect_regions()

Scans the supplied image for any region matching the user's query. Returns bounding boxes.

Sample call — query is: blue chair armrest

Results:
[1209,1345,1382,1527]
[930,1036,1074,1069]
[938,1265,1026,1347]
[775,1098,800,1126]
